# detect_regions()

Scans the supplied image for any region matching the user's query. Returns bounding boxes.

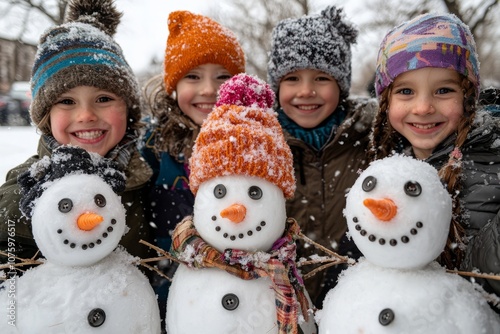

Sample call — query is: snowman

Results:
[0,146,161,333]
[165,74,316,333]
[317,155,500,333]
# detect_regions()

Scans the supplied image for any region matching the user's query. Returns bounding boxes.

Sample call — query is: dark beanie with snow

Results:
[267,6,358,99]
[30,0,141,134]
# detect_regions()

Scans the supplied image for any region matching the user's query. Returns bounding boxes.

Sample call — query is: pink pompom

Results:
[216,73,275,109]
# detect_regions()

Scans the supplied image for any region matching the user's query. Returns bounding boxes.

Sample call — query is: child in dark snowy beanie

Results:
[138,10,245,326]
[0,0,155,267]
[368,12,500,304]
[267,5,378,308]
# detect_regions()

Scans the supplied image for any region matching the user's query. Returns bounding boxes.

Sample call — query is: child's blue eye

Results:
[397,88,412,95]
[436,88,453,94]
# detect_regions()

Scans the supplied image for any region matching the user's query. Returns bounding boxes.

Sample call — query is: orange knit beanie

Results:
[164,11,246,95]
[189,74,295,199]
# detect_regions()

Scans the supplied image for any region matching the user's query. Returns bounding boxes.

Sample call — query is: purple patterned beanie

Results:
[374,13,480,98]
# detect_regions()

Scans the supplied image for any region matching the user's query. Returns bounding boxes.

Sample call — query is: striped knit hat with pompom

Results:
[267,5,358,98]
[30,0,141,134]
[189,74,295,199]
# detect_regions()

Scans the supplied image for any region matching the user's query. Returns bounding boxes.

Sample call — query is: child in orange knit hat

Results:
[139,10,245,325]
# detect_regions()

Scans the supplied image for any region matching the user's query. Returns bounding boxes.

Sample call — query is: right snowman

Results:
[317,155,500,334]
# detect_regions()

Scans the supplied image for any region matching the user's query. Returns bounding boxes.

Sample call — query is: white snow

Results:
[0,126,39,182]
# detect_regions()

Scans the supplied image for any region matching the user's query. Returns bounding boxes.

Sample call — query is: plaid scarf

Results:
[171,216,310,333]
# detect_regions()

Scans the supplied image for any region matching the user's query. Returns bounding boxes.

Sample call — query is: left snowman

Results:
[0,146,161,333]
[166,74,316,334]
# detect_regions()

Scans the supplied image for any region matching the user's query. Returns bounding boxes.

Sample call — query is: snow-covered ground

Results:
[0,126,39,182]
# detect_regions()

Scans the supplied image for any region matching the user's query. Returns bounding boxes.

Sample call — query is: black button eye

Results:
[248,186,262,200]
[214,184,226,199]
[58,198,73,213]
[362,176,377,192]
[94,194,106,207]
[404,181,421,197]
[88,308,106,327]
[221,293,239,311]
[379,308,395,326]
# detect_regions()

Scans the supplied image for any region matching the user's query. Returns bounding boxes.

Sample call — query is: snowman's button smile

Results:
[213,218,267,240]
[352,216,423,246]
[58,218,117,250]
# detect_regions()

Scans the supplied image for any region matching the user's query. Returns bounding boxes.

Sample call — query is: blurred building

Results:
[0,37,36,94]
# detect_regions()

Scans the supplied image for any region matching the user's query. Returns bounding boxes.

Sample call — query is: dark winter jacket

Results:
[281,96,377,307]
[140,128,195,249]
[425,110,500,297]
[0,136,154,264]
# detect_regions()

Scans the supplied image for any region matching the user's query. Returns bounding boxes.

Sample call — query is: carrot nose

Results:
[220,204,246,223]
[363,198,397,222]
[77,212,104,231]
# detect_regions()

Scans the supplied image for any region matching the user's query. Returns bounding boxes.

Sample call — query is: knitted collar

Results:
[277,104,347,150]
[170,216,310,333]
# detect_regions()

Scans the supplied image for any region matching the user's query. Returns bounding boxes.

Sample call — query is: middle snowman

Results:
[165,74,316,334]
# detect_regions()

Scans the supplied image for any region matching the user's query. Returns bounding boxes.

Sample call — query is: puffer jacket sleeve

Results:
[467,213,500,295]
[0,156,40,262]
[462,111,500,296]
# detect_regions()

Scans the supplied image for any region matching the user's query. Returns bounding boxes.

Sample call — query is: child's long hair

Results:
[368,75,477,270]
[143,75,200,161]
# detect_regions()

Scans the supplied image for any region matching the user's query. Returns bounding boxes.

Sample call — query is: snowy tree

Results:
[213,0,500,94]
[2,0,500,93]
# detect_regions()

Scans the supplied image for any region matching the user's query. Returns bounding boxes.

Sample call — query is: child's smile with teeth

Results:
[74,130,105,140]
[411,123,438,129]
[296,105,319,111]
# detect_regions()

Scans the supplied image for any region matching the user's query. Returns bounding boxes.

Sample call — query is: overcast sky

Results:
[115,0,211,73]
[0,0,364,75]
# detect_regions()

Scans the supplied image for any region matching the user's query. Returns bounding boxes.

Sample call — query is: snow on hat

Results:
[30,0,142,134]
[18,145,125,219]
[189,74,296,199]
[163,11,246,95]
[375,12,480,98]
[267,6,358,98]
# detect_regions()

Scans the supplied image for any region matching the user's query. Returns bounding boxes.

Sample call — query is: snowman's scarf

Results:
[171,216,309,333]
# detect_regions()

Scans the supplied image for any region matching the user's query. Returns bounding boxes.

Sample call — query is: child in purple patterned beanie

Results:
[368,12,500,305]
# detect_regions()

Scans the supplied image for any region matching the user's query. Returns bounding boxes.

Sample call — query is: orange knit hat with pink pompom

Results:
[189,74,296,199]
[164,11,246,95]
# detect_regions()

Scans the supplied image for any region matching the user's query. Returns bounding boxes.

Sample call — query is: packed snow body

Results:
[166,175,316,333]
[317,155,500,333]
[0,171,161,333]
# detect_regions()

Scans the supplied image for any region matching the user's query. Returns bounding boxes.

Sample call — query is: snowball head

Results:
[193,175,287,253]
[31,174,126,266]
[344,155,452,269]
